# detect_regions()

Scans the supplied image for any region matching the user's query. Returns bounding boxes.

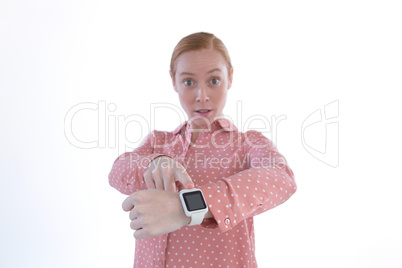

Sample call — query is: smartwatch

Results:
[179,188,208,226]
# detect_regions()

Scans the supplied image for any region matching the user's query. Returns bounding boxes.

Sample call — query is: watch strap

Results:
[188,211,206,226]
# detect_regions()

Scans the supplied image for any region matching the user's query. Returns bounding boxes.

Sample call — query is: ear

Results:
[169,70,178,93]
[227,67,234,90]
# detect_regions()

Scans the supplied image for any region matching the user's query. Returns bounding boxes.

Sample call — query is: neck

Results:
[188,114,223,130]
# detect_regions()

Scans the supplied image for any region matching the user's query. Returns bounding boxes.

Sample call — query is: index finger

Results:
[174,167,194,189]
[122,194,135,212]
[164,176,176,192]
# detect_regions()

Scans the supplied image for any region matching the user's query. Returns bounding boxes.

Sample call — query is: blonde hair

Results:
[170,32,233,80]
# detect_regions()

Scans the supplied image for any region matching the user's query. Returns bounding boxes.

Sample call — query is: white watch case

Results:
[179,188,208,226]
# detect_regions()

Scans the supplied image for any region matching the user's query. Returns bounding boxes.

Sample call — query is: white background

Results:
[1,1,401,267]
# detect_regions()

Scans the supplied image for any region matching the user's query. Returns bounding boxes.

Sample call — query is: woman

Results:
[108,32,297,268]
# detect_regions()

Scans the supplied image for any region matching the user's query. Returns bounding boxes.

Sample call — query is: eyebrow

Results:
[179,68,222,77]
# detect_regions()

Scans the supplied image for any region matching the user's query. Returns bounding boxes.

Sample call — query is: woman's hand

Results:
[122,189,191,239]
[144,156,194,192]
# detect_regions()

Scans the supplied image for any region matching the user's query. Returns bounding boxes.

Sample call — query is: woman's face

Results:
[170,48,233,130]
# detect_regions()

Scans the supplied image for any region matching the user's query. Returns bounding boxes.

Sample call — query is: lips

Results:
[196,109,212,113]
[195,109,212,117]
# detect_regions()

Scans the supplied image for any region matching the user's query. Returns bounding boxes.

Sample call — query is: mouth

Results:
[196,109,212,113]
[195,109,212,116]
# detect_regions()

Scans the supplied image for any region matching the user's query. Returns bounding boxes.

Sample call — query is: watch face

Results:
[183,190,207,211]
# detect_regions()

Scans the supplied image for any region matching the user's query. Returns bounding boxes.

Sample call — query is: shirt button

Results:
[225,218,231,225]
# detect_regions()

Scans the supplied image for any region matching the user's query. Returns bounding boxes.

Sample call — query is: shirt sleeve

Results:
[108,130,172,195]
[199,130,297,233]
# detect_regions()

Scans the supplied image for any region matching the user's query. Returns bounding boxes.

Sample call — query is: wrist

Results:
[204,209,213,219]
[175,192,192,226]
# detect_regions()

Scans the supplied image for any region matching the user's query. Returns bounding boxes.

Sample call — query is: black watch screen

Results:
[183,190,207,211]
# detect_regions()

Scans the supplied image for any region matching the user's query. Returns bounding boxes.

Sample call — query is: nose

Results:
[196,86,210,102]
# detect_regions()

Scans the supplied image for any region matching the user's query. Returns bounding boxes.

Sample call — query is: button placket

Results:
[157,234,168,267]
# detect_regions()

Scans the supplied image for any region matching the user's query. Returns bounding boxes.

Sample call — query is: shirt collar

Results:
[173,118,238,136]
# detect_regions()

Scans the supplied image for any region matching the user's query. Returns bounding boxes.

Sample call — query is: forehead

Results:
[176,48,227,74]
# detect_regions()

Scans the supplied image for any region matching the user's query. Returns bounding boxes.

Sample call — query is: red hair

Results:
[170,32,233,80]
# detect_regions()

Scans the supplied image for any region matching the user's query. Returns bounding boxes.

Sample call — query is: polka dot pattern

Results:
[108,118,297,267]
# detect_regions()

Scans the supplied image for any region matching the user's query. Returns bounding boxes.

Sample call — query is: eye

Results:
[210,77,220,85]
[184,79,194,86]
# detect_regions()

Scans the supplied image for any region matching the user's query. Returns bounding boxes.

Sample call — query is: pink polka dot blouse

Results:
[108,118,297,267]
